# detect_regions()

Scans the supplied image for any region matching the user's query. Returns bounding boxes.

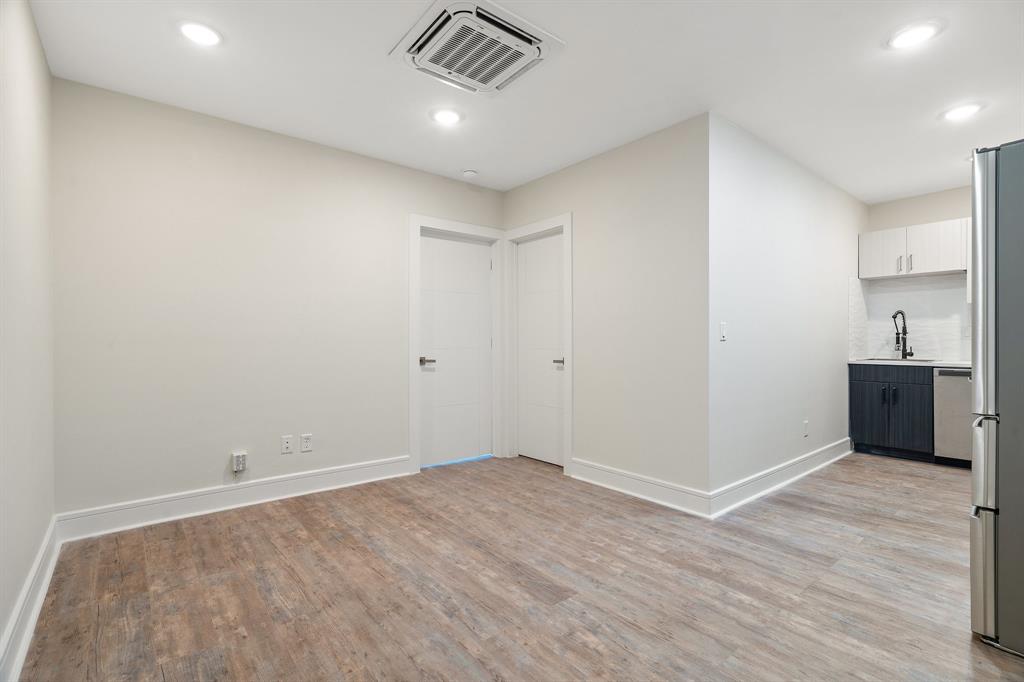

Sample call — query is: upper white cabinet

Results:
[859,227,907,278]
[859,218,970,280]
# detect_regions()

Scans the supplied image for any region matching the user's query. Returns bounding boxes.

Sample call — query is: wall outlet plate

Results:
[300,433,313,453]
[231,450,247,473]
[281,435,295,454]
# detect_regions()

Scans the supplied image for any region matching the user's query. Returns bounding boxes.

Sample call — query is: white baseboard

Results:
[569,458,714,517]
[0,518,59,682]
[706,438,851,518]
[569,438,851,520]
[56,454,412,543]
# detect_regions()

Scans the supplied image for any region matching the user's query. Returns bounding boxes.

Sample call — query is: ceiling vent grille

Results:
[390,1,564,95]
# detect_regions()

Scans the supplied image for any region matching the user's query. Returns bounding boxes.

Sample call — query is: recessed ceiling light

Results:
[462,169,478,179]
[180,22,221,47]
[887,21,943,50]
[431,109,462,127]
[943,103,982,122]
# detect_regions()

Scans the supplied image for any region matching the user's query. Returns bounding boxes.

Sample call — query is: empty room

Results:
[3,0,1024,679]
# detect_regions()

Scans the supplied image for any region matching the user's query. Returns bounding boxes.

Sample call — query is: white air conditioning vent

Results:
[390,0,564,94]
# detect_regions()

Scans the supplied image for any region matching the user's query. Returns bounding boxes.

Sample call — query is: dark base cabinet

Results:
[849,364,934,460]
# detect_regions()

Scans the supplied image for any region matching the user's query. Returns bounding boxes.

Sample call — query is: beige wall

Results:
[0,0,54,669]
[502,115,710,490]
[866,186,971,231]
[707,115,865,489]
[52,80,502,512]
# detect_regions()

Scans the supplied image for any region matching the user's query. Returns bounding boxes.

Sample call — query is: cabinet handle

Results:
[897,255,903,273]
[892,385,898,404]
[909,254,913,272]
[882,386,887,404]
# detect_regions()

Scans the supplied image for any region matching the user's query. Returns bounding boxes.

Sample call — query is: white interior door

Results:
[516,233,564,465]
[419,235,492,467]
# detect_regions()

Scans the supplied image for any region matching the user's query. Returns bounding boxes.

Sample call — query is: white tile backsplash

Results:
[849,273,969,362]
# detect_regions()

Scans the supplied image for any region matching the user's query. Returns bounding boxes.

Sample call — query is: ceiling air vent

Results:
[390,1,564,95]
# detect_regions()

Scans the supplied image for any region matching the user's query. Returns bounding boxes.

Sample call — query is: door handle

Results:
[552,358,565,365]
[419,356,436,366]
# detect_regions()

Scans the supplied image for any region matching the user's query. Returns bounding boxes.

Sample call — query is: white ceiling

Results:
[30,0,1024,203]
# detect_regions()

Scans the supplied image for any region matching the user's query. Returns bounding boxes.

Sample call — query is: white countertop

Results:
[849,358,971,369]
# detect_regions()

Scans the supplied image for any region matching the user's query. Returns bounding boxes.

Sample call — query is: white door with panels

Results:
[419,235,493,467]
[516,233,564,465]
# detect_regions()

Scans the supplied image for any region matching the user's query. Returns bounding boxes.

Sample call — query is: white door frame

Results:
[503,213,574,474]
[409,215,506,472]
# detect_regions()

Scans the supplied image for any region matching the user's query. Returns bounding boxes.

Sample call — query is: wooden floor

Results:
[22,454,1024,681]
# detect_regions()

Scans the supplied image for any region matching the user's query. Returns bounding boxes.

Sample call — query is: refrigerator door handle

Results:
[971,507,997,638]
[972,416,998,509]
[972,150,997,415]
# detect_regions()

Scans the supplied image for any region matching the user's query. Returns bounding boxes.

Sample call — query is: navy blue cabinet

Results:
[849,365,934,459]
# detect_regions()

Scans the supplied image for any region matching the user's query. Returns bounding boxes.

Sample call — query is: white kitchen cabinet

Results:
[859,227,907,278]
[907,219,967,274]
[859,218,969,280]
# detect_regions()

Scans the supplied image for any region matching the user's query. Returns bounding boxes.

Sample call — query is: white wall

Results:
[707,115,865,490]
[52,80,503,512]
[867,186,971,231]
[0,0,54,665]
[850,274,969,363]
[502,115,710,490]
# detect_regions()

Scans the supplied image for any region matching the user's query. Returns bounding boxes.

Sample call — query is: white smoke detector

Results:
[389,0,564,95]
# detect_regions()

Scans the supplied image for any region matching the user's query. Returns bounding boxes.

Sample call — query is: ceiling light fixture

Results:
[887,20,943,50]
[180,22,222,47]
[462,169,478,179]
[431,109,462,127]
[943,103,982,122]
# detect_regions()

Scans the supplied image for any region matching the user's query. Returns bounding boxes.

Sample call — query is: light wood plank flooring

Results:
[22,454,1024,680]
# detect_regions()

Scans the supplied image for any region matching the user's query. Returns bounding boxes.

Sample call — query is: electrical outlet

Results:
[281,434,295,455]
[300,433,313,453]
[803,419,809,438]
[231,450,247,473]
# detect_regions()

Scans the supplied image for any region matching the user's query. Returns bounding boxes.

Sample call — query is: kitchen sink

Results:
[865,357,934,362]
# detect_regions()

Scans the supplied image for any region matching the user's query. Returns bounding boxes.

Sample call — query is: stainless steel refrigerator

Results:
[971,138,1024,657]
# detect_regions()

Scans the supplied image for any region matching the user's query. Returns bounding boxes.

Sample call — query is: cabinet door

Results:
[889,382,933,453]
[907,219,967,275]
[859,231,886,278]
[850,381,888,447]
[859,227,906,279]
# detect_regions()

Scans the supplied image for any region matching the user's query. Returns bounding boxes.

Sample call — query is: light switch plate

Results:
[281,434,295,455]
[719,322,727,342]
[300,433,313,453]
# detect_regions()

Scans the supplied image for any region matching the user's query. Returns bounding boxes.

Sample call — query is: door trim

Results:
[409,215,505,472]
[504,213,574,473]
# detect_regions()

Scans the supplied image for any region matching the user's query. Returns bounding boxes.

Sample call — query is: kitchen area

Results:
[849,212,973,465]
[851,141,1023,660]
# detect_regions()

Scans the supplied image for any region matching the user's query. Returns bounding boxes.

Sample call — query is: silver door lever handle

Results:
[419,356,436,366]
[552,358,565,365]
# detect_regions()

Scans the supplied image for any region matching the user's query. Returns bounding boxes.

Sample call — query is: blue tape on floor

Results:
[421,453,493,469]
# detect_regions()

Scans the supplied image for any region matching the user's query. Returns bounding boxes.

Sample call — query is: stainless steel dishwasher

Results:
[934,367,973,464]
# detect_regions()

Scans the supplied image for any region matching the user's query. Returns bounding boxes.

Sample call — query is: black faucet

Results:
[892,310,914,359]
